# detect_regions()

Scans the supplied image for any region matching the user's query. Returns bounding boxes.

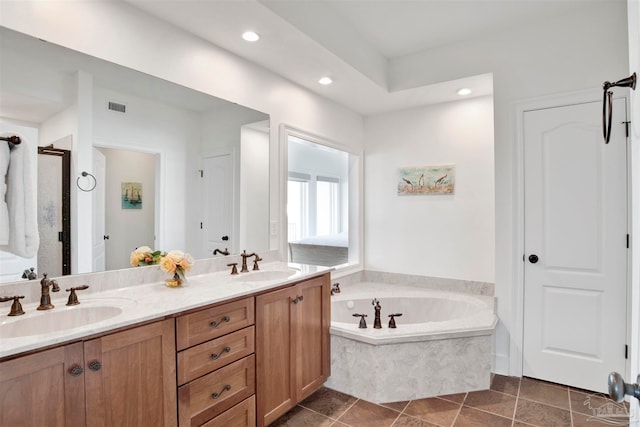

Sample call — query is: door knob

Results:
[608,372,640,402]
[528,254,539,264]
[222,235,229,241]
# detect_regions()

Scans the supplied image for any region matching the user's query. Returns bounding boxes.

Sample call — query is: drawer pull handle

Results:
[68,364,84,377]
[211,346,231,360]
[88,360,102,371]
[211,384,231,399]
[210,315,230,328]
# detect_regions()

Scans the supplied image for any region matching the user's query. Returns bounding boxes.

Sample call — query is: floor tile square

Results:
[515,398,572,426]
[519,377,570,410]
[381,401,409,412]
[269,406,334,427]
[337,399,400,427]
[391,414,440,427]
[300,387,358,419]
[404,397,461,427]
[463,389,516,418]
[453,406,512,427]
[490,374,521,396]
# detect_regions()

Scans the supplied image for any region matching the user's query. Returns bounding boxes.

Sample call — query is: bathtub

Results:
[325,282,497,403]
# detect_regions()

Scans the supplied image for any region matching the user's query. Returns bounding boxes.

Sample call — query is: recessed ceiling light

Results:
[242,31,260,42]
[318,76,333,85]
[457,88,472,96]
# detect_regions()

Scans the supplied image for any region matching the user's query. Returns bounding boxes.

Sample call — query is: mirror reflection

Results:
[0,27,270,283]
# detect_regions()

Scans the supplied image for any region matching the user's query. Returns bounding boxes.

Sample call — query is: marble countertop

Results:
[0,262,331,359]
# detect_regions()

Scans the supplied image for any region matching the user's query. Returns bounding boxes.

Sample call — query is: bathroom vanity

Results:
[0,264,331,427]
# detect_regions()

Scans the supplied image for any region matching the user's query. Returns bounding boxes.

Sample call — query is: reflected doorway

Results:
[95,147,156,270]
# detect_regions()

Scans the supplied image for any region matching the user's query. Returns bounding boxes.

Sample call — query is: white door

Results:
[523,98,628,392]
[202,155,233,256]
[92,148,106,272]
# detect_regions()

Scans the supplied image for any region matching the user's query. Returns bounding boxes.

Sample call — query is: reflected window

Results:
[287,135,350,267]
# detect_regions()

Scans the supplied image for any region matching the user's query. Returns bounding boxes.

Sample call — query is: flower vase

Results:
[165,277,183,288]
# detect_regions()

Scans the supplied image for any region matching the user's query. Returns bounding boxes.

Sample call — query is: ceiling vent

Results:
[107,101,126,113]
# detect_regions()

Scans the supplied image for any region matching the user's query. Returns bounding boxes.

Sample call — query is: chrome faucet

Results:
[331,283,341,295]
[372,298,382,329]
[37,273,60,310]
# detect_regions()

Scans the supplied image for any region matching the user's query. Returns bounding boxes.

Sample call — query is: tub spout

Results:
[372,298,382,329]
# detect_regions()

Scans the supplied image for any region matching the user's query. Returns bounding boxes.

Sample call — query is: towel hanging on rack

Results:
[0,132,39,258]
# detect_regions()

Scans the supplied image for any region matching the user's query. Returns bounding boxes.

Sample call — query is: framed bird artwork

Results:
[397,164,455,195]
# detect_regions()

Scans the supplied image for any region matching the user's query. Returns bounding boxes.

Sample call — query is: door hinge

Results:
[200,222,203,229]
[199,169,203,178]
[625,344,628,359]
[622,121,630,138]
[627,234,630,249]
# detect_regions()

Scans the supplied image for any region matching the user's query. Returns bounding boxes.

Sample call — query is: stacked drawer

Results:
[176,297,256,427]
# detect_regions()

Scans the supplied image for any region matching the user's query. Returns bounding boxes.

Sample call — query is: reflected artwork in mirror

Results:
[0,27,270,283]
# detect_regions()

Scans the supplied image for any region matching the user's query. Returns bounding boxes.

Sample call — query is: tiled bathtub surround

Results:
[334,270,494,296]
[326,281,496,403]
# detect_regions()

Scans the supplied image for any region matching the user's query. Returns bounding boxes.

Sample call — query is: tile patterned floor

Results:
[270,375,631,427]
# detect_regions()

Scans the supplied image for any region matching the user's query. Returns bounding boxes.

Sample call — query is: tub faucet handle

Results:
[352,313,368,328]
[388,313,403,328]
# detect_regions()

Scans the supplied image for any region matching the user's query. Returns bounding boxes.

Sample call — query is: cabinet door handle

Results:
[292,295,304,304]
[211,384,231,399]
[88,360,102,371]
[68,364,84,377]
[210,315,230,328]
[211,346,231,360]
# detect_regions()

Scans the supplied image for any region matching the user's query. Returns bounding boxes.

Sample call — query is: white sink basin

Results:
[0,299,133,339]
[234,269,299,283]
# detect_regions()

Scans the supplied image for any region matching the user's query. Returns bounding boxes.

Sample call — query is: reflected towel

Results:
[0,142,9,245]
[0,133,39,257]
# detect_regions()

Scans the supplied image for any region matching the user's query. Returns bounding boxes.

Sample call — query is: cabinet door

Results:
[255,286,296,427]
[294,274,330,400]
[84,319,177,427]
[0,343,86,427]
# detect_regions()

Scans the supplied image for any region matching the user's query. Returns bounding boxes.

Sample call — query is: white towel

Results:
[0,141,9,245]
[0,133,39,258]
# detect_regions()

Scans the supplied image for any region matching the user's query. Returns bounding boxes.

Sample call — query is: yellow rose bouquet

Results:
[130,246,166,267]
[160,250,194,283]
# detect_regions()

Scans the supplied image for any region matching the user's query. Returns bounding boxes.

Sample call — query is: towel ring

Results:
[76,171,96,192]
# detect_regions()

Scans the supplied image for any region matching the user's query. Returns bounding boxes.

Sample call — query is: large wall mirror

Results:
[0,27,270,283]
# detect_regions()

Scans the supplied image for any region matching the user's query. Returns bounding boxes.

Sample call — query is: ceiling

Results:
[123,1,605,115]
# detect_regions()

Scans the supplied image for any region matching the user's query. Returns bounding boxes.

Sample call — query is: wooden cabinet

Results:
[0,343,86,427]
[255,274,330,427]
[177,297,256,427]
[84,319,177,427]
[0,319,176,427]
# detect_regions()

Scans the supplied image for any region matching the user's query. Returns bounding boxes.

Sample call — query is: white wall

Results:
[240,124,270,251]
[93,86,201,254]
[364,96,495,282]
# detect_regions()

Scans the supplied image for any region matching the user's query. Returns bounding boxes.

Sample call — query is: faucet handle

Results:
[331,283,341,295]
[227,263,239,275]
[388,313,403,328]
[0,295,25,316]
[66,285,89,306]
[252,254,262,271]
[352,313,368,328]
